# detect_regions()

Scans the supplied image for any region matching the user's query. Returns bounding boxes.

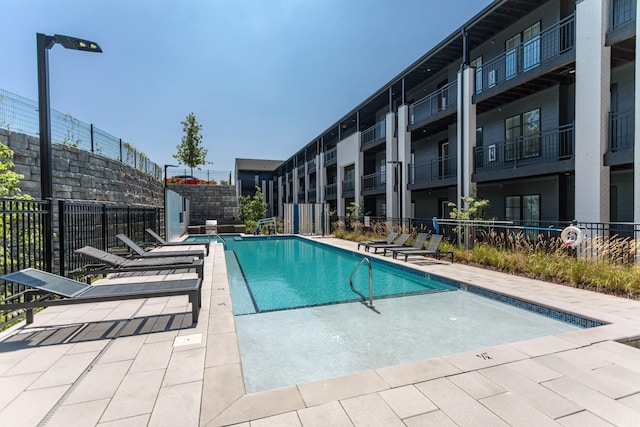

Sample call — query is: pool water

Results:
[206,235,593,392]
[224,236,455,314]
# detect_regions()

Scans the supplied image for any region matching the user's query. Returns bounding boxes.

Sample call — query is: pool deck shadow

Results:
[1,237,640,426]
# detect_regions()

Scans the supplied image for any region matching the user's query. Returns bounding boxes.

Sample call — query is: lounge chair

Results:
[146,228,210,256]
[396,234,454,262]
[116,234,205,259]
[0,268,201,324]
[366,234,411,254]
[358,232,398,251]
[384,232,429,256]
[74,246,204,279]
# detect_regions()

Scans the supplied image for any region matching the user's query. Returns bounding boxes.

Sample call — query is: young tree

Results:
[238,186,268,232]
[173,112,208,177]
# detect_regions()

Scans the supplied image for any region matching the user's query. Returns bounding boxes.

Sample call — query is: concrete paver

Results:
[0,237,640,426]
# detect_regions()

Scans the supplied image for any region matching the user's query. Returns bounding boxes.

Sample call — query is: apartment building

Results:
[236,0,638,225]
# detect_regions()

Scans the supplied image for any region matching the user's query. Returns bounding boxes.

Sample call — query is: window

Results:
[505,194,540,222]
[505,108,540,161]
[523,22,541,71]
[506,22,541,79]
[471,57,483,93]
[439,140,450,178]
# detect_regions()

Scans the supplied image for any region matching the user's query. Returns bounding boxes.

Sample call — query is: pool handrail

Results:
[349,257,374,309]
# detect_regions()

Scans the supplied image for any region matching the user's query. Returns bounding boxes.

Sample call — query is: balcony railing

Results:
[609,110,634,152]
[474,124,574,172]
[612,0,636,29]
[361,120,386,148]
[307,158,316,173]
[308,187,317,202]
[476,15,575,94]
[361,171,387,192]
[409,155,456,185]
[325,183,337,199]
[409,80,458,125]
[342,178,355,197]
[325,147,337,164]
[296,164,305,176]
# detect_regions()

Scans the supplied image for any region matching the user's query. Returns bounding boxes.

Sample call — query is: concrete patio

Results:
[1,237,640,426]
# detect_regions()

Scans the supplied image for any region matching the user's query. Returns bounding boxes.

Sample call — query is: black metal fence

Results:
[0,198,163,326]
[59,200,162,276]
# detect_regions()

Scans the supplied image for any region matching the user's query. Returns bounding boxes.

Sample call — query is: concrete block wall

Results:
[0,130,240,227]
[168,184,239,224]
[1,129,164,205]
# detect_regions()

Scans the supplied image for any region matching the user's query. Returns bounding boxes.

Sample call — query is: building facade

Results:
[238,0,639,226]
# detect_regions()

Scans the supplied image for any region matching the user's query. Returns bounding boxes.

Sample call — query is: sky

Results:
[2,0,492,178]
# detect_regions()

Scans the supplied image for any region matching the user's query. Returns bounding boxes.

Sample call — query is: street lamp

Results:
[37,33,101,272]
[37,33,102,200]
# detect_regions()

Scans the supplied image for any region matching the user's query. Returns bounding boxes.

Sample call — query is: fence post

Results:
[101,204,108,251]
[59,199,66,276]
[43,198,54,273]
[90,123,94,153]
[119,139,123,162]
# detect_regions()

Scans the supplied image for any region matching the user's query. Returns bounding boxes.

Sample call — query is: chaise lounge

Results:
[384,232,429,256]
[0,268,202,324]
[395,234,454,262]
[116,234,206,259]
[145,228,210,256]
[365,233,411,254]
[74,246,204,279]
[358,232,398,251]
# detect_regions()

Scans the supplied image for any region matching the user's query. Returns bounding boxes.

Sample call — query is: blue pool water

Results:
[224,236,455,314]
[190,235,601,392]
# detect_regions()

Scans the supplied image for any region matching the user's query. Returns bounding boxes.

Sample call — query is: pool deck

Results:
[1,237,640,426]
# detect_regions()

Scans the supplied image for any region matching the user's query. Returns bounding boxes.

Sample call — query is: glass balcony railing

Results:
[342,178,355,197]
[324,147,337,164]
[325,183,337,199]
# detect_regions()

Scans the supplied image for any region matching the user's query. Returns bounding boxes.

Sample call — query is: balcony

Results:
[308,187,317,202]
[612,0,636,29]
[408,155,456,190]
[361,120,386,151]
[307,158,316,173]
[324,147,337,166]
[325,183,337,200]
[361,171,386,194]
[296,164,305,177]
[605,110,635,165]
[473,124,574,181]
[409,80,457,128]
[342,178,355,198]
[297,189,306,203]
[475,15,575,97]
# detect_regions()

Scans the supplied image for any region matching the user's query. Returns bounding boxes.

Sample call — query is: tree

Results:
[173,112,208,177]
[447,196,491,220]
[238,186,268,232]
[0,142,27,198]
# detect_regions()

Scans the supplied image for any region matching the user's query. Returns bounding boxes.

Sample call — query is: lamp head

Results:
[53,34,102,52]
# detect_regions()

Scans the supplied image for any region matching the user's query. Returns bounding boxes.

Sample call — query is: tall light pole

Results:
[37,33,101,271]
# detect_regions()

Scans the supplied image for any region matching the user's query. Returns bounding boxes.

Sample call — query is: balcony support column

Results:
[385,111,399,224]
[635,3,640,223]
[575,0,611,223]
[456,65,476,246]
[397,105,411,227]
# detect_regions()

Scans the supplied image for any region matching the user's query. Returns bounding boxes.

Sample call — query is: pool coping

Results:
[203,235,640,426]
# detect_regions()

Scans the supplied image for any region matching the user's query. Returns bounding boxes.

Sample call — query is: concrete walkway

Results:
[0,237,639,426]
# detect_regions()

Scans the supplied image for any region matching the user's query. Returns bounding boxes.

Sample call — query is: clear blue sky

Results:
[2,0,491,176]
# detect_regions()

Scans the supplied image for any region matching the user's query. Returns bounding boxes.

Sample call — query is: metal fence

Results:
[165,169,233,185]
[0,198,163,327]
[0,88,162,179]
[59,200,162,276]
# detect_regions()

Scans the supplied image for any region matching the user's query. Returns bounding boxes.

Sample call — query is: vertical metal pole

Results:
[90,123,94,153]
[37,33,55,272]
[59,199,66,276]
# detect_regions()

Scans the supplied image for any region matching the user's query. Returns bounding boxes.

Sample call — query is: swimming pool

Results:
[200,235,602,392]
